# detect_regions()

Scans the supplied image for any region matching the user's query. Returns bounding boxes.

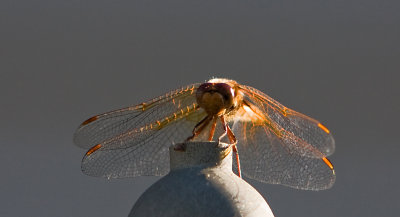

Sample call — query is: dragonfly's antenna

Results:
[129,141,274,217]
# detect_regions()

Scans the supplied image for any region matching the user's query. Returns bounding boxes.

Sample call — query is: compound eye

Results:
[214,83,234,97]
[213,83,234,107]
[195,82,237,115]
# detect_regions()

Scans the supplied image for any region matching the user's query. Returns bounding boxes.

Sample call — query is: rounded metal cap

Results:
[129,141,274,217]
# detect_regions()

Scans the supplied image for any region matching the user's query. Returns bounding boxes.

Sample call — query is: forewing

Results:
[239,85,335,157]
[74,83,209,177]
[73,84,200,148]
[230,85,335,190]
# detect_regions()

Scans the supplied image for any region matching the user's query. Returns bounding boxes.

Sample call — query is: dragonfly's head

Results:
[196,82,239,116]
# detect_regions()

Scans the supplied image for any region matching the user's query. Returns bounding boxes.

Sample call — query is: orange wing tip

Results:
[318,123,330,134]
[322,157,334,170]
[81,116,98,126]
[85,144,102,156]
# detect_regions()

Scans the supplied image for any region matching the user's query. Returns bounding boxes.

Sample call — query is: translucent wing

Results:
[238,85,335,157]
[231,85,335,190]
[73,84,208,177]
[233,121,335,190]
[74,84,199,148]
[81,113,206,177]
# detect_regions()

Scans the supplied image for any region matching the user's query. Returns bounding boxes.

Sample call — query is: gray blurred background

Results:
[1,0,399,216]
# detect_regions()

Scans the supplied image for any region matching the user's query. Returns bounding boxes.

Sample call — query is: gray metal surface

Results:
[129,142,274,217]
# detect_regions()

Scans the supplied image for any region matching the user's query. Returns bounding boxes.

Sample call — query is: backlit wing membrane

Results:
[239,85,335,157]
[74,79,336,189]
[82,114,206,177]
[74,84,200,148]
[74,84,209,177]
[231,85,335,190]
[232,121,335,190]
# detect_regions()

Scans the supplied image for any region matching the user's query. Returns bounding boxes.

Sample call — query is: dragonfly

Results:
[74,78,335,190]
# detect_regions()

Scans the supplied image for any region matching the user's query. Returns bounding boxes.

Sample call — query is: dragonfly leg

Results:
[218,116,228,143]
[218,116,237,144]
[208,116,217,141]
[226,124,237,145]
[186,115,212,141]
[231,142,242,178]
[177,116,212,152]
[219,116,241,178]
